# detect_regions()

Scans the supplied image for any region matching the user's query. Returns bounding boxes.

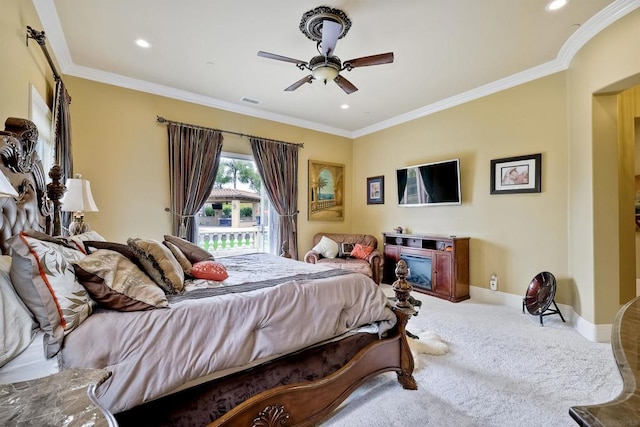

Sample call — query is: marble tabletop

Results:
[569,296,640,426]
[0,368,117,426]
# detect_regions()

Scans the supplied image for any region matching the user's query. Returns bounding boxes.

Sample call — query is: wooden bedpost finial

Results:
[46,164,66,236]
[392,259,414,311]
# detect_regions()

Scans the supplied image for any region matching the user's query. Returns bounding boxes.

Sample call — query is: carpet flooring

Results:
[323,287,623,426]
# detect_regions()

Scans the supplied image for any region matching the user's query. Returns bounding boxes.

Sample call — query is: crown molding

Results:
[352,60,565,138]
[32,0,640,140]
[65,64,353,139]
[557,0,640,67]
[354,0,640,137]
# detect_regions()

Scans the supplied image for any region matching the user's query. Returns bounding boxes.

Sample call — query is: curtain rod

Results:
[156,116,304,148]
[26,26,61,82]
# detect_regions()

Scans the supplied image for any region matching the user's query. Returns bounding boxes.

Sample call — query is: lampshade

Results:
[0,170,18,198]
[61,176,99,212]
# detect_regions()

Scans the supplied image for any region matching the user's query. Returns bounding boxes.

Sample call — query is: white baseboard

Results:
[469,286,612,343]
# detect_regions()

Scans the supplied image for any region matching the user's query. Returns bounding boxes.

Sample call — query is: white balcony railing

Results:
[197,226,266,257]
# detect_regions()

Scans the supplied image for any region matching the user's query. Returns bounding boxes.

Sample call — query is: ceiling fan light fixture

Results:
[312,65,339,83]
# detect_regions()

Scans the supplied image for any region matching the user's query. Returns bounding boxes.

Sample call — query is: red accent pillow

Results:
[190,260,229,281]
[351,243,374,260]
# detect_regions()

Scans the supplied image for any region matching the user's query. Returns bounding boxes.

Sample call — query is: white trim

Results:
[352,61,563,138]
[31,0,73,72]
[31,0,640,138]
[469,285,612,343]
[64,64,353,139]
[557,0,640,67]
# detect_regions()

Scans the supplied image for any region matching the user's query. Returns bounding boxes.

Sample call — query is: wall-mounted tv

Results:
[396,158,461,206]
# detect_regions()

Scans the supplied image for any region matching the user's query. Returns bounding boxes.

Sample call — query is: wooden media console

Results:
[382,233,470,302]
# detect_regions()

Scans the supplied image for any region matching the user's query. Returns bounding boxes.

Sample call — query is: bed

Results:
[0,117,417,426]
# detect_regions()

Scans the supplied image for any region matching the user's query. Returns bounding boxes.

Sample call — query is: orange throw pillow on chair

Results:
[190,260,229,281]
[350,243,373,260]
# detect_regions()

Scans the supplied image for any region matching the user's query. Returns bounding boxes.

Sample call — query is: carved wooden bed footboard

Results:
[116,307,416,427]
[116,262,417,427]
[211,306,416,427]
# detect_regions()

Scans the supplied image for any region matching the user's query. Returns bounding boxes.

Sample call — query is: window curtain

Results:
[249,138,299,259]
[168,123,223,242]
[52,79,73,234]
[53,79,73,181]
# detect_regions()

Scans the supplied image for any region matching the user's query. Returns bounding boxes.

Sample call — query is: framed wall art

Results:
[308,160,345,221]
[490,153,541,195]
[367,175,384,205]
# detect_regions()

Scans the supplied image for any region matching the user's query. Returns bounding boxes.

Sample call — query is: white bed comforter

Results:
[59,254,396,413]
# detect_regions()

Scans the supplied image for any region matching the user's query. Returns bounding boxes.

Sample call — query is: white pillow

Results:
[312,236,339,258]
[0,255,37,368]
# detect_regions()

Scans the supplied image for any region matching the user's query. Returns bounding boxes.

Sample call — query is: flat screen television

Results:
[396,158,461,206]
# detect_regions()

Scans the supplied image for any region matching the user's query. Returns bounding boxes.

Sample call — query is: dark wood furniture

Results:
[569,296,640,426]
[382,232,470,302]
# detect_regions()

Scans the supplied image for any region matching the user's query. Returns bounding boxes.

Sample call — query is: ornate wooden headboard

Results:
[0,117,52,254]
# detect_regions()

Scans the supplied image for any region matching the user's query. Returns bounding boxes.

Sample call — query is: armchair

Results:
[304,233,383,284]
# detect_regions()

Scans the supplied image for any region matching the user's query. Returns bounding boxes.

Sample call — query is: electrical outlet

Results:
[490,274,498,291]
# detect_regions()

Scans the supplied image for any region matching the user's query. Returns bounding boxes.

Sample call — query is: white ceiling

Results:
[32,0,638,138]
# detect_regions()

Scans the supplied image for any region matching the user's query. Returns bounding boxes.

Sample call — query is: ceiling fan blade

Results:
[334,75,358,94]
[343,52,394,70]
[285,75,313,91]
[320,20,341,56]
[258,51,308,66]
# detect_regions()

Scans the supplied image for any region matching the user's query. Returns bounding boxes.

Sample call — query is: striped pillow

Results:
[73,250,168,311]
[128,238,184,293]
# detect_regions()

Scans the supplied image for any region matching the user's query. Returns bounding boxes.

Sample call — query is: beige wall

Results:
[0,0,53,123]
[568,9,640,324]
[64,76,353,249]
[353,74,570,300]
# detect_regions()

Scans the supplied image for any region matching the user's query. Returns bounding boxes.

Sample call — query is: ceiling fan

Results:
[257,6,394,94]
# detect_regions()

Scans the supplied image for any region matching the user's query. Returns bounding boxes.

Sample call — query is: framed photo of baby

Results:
[490,153,541,195]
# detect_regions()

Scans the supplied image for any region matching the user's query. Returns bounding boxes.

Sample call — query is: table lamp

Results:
[61,174,99,235]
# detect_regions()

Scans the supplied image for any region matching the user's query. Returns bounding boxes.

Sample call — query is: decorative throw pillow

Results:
[163,235,214,264]
[65,231,106,254]
[8,232,94,358]
[127,238,185,293]
[312,236,339,258]
[190,260,229,281]
[351,243,374,260]
[163,240,193,274]
[73,250,168,311]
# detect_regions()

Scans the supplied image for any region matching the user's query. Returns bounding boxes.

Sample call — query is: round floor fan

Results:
[522,271,566,326]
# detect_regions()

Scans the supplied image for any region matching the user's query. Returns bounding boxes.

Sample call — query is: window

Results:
[197,153,271,255]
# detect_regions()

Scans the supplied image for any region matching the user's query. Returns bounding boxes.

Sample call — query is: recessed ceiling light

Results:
[135,39,150,48]
[545,0,569,11]
[340,104,349,109]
